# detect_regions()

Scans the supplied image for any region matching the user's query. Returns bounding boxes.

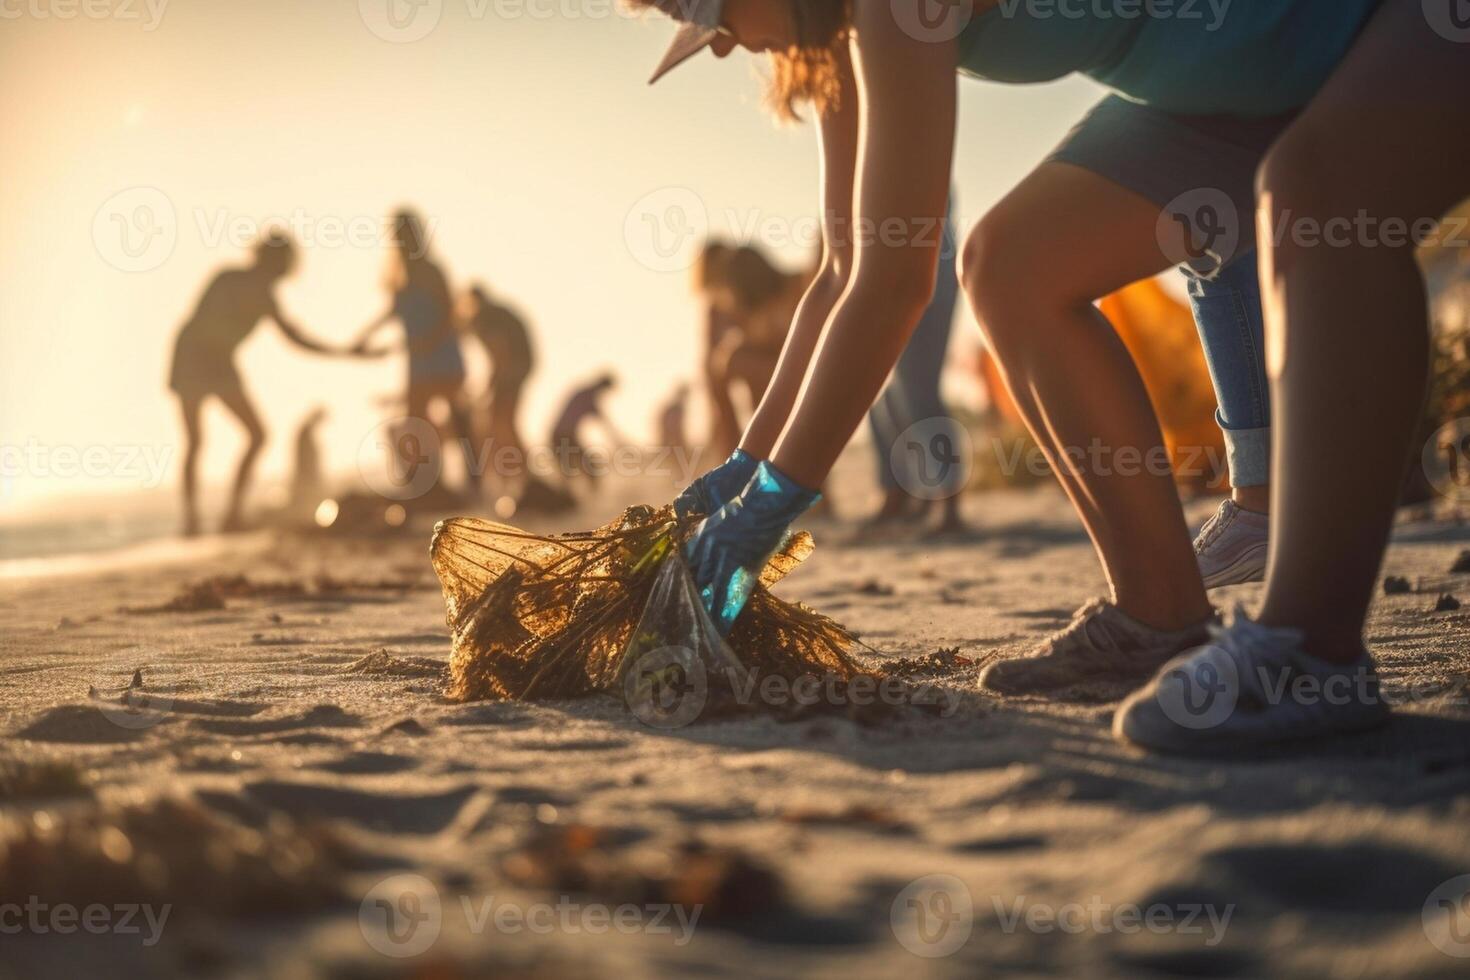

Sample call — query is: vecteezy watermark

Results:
[93,187,178,273]
[1146,652,1468,733]
[358,0,444,42]
[890,0,974,43]
[357,417,444,501]
[987,436,1232,485]
[624,187,710,274]
[90,664,177,731]
[358,0,637,41]
[1157,187,1242,277]
[623,649,961,730]
[1423,874,1470,958]
[890,417,974,501]
[623,645,711,730]
[996,0,1232,28]
[622,195,961,273]
[1267,209,1470,252]
[356,421,707,501]
[0,897,171,947]
[358,874,702,958]
[891,875,974,958]
[991,895,1234,946]
[0,0,169,30]
[1423,0,1470,43]
[0,440,173,489]
[1423,418,1470,504]
[92,193,445,273]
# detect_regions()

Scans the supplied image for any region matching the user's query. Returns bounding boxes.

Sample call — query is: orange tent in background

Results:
[974,277,1227,493]
[1099,278,1227,493]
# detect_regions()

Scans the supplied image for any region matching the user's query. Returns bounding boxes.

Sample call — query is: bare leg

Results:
[1233,484,1271,514]
[1254,0,1470,659]
[963,162,1212,631]
[215,385,266,532]
[176,394,205,536]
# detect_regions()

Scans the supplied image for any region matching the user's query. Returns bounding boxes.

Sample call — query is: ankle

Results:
[1112,592,1214,633]
[1231,485,1271,515]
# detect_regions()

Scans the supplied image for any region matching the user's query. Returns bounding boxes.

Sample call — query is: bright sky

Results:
[0,0,1103,516]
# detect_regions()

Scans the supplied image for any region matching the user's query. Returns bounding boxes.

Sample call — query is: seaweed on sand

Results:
[431,504,876,716]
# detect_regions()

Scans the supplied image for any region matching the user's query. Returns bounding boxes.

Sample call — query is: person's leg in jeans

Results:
[1186,251,1273,587]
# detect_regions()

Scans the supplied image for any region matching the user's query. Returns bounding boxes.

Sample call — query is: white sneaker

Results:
[1114,613,1389,755]
[1194,500,1268,589]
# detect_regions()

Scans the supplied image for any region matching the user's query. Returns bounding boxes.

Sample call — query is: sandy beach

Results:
[4,465,1469,980]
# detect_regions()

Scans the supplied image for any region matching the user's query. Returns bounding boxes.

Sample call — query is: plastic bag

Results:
[430,504,869,720]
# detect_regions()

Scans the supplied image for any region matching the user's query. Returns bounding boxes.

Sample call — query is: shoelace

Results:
[1047,599,1122,656]
[1193,502,1236,551]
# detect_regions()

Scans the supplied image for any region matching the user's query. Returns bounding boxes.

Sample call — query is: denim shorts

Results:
[1046,95,1282,487]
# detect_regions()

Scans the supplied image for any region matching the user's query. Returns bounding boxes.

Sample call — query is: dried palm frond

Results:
[431,504,872,714]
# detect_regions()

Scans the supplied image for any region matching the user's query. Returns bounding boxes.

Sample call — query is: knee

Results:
[960,211,1053,355]
[1256,121,1414,257]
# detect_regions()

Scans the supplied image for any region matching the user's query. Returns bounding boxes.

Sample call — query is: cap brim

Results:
[648,22,719,85]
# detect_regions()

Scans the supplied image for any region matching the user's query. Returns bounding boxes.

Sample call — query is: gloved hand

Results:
[673,449,759,521]
[683,459,821,635]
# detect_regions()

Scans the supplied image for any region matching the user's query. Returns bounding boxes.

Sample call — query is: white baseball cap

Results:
[648,0,728,85]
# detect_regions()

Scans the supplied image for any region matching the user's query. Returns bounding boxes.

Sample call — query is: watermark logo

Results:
[0,0,169,30]
[1424,0,1470,42]
[359,0,444,41]
[1423,418,1470,503]
[1154,645,1239,731]
[992,895,1233,945]
[890,417,973,501]
[624,187,709,274]
[360,874,443,958]
[357,417,442,501]
[623,645,709,729]
[0,898,170,947]
[891,0,973,43]
[1424,875,1470,957]
[891,874,973,958]
[90,665,176,731]
[1158,187,1239,277]
[93,187,177,273]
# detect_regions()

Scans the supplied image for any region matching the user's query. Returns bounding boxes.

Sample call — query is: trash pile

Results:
[430,504,878,720]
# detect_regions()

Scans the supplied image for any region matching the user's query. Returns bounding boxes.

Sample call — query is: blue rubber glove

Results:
[673,449,759,521]
[683,459,821,635]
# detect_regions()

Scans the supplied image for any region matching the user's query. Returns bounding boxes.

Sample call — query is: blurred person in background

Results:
[463,281,536,493]
[168,232,347,536]
[697,242,813,458]
[549,372,622,490]
[350,209,480,502]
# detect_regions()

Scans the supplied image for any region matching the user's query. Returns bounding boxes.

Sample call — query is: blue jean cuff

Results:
[1217,416,1271,488]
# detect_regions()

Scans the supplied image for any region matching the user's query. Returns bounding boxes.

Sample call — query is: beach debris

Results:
[500,823,786,923]
[854,579,896,597]
[1452,550,1470,575]
[431,505,879,722]
[889,647,974,679]
[343,649,446,679]
[1383,575,1413,596]
[0,795,347,918]
[1435,594,1462,612]
[122,573,417,615]
[0,758,92,802]
[779,803,912,835]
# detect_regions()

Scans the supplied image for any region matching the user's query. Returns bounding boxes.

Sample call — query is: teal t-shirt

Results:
[957,0,1381,117]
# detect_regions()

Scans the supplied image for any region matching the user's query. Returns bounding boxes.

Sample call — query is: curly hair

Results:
[630,0,850,121]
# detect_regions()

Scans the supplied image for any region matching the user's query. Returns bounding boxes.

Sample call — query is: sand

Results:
[3,469,1470,980]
